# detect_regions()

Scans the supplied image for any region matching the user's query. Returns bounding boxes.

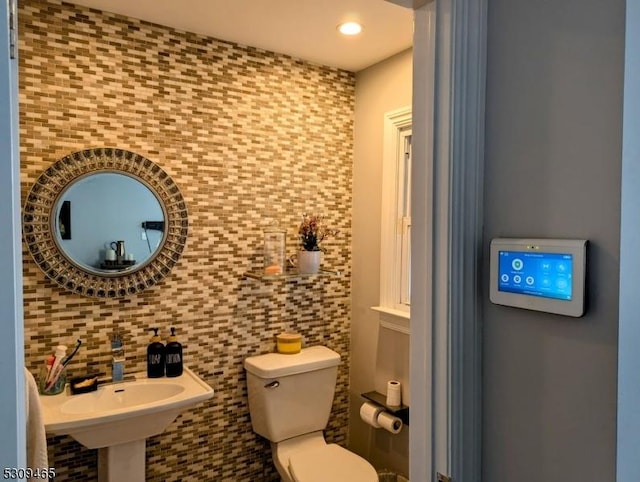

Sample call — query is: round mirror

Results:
[54,172,166,275]
[23,148,188,298]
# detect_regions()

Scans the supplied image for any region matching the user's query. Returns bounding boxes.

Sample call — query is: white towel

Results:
[24,368,48,478]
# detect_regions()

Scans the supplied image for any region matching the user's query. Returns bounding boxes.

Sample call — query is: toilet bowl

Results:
[244,346,378,482]
[272,432,378,482]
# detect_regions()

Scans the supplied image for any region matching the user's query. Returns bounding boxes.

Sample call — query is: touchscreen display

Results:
[498,250,573,301]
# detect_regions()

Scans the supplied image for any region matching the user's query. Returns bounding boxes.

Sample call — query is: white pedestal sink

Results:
[40,366,213,482]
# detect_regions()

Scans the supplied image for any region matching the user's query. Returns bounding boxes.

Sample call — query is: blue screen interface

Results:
[498,250,573,301]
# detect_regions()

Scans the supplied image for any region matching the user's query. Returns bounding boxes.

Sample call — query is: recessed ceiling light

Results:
[337,22,363,36]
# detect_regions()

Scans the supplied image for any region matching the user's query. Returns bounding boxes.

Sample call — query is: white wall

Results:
[350,48,412,476]
[483,0,624,480]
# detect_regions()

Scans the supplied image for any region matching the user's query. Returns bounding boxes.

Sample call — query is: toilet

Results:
[244,345,378,482]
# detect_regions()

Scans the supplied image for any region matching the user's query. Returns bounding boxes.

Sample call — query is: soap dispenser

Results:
[147,328,165,378]
[165,327,183,377]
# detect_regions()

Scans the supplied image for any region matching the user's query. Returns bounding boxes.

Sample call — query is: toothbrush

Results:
[45,345,67,386]
[62,339,82,367]
[44,354,55,379]
[46,339,82,390]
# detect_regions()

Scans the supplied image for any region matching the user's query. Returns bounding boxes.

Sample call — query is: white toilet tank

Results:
[244,346,340,443]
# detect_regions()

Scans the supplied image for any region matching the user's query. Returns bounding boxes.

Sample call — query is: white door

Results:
[0,0,27,469]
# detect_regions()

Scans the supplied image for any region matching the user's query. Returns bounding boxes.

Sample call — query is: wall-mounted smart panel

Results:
[490,238,588,317]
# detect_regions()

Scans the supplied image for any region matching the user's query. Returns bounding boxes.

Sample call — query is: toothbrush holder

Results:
[38,365,67,395]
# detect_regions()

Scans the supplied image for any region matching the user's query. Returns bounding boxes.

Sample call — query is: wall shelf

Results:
[361,390,410,426]
[244,268,341,281]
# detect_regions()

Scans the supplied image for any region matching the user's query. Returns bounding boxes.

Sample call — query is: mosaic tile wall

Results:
[18,1,355,480]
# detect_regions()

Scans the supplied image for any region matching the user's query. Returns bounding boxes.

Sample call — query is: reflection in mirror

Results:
[23,148,188,299]
[55,173,165,273]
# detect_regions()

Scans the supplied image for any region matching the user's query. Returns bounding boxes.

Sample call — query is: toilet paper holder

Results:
[361,391,410,426]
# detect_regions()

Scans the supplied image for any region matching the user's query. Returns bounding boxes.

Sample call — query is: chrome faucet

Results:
[111,330,125,383]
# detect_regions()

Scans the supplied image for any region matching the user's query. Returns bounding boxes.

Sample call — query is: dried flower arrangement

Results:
[297,214,338,252]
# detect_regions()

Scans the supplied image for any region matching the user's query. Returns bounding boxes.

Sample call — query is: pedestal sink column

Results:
[97,439,146,482]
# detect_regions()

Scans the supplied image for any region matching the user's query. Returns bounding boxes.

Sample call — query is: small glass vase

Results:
[297,250,321,274]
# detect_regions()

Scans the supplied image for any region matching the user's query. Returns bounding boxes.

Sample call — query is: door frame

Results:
[0,0,26,469]
[399,0,487,481]
[2,0,489,475]
[617,0,640,479]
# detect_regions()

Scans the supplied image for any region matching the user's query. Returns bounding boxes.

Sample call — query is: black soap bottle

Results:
[147,328,165,378]
[165,327,183,377]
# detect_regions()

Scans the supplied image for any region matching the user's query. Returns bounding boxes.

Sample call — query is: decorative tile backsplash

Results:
[19,1,355,480]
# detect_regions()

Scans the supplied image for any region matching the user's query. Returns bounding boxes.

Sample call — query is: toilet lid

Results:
[288,444,378,482]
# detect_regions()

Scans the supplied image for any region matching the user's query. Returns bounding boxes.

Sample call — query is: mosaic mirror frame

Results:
[23,148,188,299]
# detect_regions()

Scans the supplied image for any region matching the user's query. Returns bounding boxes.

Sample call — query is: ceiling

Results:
[67,0,414,72]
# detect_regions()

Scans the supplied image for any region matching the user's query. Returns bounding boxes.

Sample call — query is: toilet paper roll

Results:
[360,402,384,429]
[386,380,402,406]
[377,411,403,434]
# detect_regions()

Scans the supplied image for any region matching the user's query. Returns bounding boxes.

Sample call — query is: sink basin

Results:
[40,366,213,449]
[61,381,184,415]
